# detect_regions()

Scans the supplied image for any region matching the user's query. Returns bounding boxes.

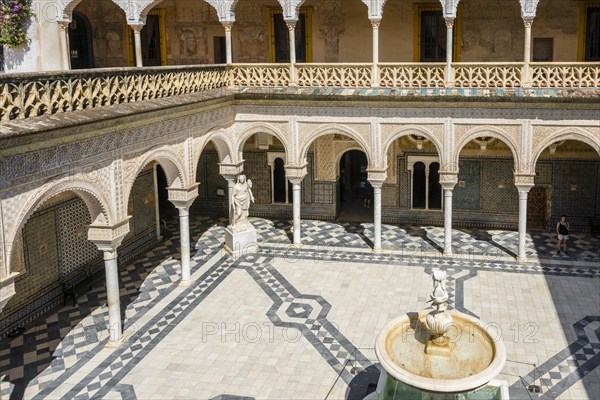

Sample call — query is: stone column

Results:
[224,23,233,64]
[371,20,381,87]
[153,164,162,240]
[372,182,383,251]
[168,185,199,286]
[287,21,297,86]
[286,164,308,247]
[130,24,144,67]
[522,19,534,87]
[368,170,387,252]
[515,175,535,262]
[440,174,457,255]
[444,18,455,88]
[88,219,130,345]
[103,249,121,343]
[58,21,71,70]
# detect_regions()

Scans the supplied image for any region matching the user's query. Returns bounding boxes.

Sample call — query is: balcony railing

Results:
[1,62,599,122]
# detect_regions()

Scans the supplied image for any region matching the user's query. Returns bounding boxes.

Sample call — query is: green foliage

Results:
[0,0,34,48]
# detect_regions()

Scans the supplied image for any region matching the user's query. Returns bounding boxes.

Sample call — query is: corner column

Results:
[368,169,387,252]
[444,18,455,88]
[57,21,71,70]
[130,24,144,67]
[515,174,535,262]
[440,172,458,256]
[168,185,199,286]
[286,164,308,246]
[370,20,381,87]
[88,219,130,345]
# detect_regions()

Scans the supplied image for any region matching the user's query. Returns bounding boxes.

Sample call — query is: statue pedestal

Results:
[224,222,258,260]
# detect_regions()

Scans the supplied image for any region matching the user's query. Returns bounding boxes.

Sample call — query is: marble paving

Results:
[1,216,599,399]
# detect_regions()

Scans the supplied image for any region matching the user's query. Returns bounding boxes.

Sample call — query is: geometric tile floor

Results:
[1,216,599,399]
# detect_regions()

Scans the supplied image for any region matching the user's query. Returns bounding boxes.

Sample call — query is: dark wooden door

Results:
[527,187,547,230]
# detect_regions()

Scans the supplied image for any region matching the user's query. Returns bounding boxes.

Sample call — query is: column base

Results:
[179,279,191,287]
[372,247,383,253]
[290,243,303,249]
[516,256,527,263]
[106,339,124,348]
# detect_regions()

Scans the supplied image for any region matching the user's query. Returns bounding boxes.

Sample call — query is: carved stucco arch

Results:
[194,128,235,170]
[236,122,291,163]
[455,126,520,171]
[124,147,187,206]
[6,179,113,275]
[299,124,372,166]
[382,125,444,168]
[531,127,600,169]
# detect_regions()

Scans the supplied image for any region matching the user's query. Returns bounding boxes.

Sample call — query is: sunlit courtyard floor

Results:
[1,216,599,400]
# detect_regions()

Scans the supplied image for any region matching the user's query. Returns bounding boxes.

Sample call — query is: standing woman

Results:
[556,215,570,255]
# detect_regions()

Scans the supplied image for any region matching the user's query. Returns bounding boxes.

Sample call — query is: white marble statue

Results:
[230,174,255,228]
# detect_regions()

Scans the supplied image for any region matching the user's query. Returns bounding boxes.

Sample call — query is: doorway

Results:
[527,187,548,230]
[68,12,94,69]
[338,150,370,221]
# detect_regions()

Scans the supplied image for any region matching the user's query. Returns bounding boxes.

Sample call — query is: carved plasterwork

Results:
[297,122,372,166]
[531,125,600,169]
[233,121,291,162]
[123,145,188,209]
[454,124,521,169]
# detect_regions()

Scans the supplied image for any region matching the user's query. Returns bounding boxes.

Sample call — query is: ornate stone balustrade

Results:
[379,63,445,88]
[229,64,290,87]
[1,62,599,122]
[296,63,372,87]
[531,63,600,88]
[0,65,228,121]
[453,63,523,88]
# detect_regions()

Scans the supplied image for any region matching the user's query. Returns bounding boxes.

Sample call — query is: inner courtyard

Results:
[1,216,599,399]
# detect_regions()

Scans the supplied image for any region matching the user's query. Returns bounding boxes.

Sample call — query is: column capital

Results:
[88,218,131,252]
[129,23,144,33]
[219,161,244,179]
[285,163,308,182]
[514,173,535,192]
[370,19,381,29]
[444,17,455,29]
[367,168,387,186]
[286,20,297,30]
[522,17,534,28]
[439,171,459,190]
[168,184,199,209]
[222,22,234,32]
[57,19,70,30]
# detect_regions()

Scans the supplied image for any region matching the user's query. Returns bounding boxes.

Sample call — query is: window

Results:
[579,4,600,61]
[269,9,312,63]
[127,9,167,66]
[408,157,442,210]
[414,5,460,62]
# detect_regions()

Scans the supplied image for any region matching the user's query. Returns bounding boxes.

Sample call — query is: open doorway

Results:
[337,150,370,221]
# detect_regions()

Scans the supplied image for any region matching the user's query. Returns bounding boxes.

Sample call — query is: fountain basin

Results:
[375,311,506,394]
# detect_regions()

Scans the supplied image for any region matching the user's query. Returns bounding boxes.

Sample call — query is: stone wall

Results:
[0,167,158,338]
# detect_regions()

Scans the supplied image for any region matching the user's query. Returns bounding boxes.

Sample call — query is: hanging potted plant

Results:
[0,0,34,48]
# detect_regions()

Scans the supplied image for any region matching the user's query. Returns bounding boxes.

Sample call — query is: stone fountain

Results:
[372,270,508,399]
